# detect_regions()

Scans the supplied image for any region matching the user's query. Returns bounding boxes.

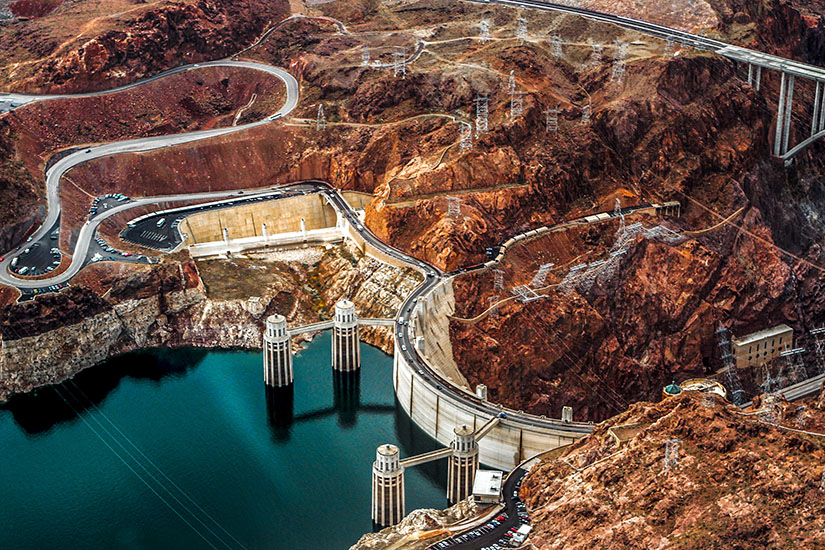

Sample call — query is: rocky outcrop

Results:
[0,0,291,93]
[349,498,481,550]
[520,391,825,549]
[0,243,420,402]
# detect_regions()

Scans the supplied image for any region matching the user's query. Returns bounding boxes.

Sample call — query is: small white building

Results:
[472,470,503,504]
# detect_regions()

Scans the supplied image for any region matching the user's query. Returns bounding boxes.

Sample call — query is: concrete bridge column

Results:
[819,88,825,133]
[447,425,479,504]
[747,63,753,87]
[263,314,293,387]
[372,444,405,527]
[775,72,788,157]
[782,74,796,154]
[814,81,823,137]
[332,299,360,372]
[755,66,762,91]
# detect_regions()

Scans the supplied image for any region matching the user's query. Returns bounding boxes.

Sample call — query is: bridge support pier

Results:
[263,314,293,387]
[447,425,479,504]
[782,74,795,154]
[372,444,405,527]
[755,65,761,91]
[747,63,753,87]
[774,72,796,157]
[814,81,823,137]
[332,299,360,372]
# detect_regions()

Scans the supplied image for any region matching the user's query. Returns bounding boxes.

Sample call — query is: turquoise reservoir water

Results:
[0,333,447,549]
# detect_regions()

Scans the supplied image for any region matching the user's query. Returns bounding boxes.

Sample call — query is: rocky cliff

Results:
[349,499,480,550]
[0,0,291,93]
[519,391,825,549]
[0,243,419,402]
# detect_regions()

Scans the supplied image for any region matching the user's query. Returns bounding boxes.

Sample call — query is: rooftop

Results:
[472,470,503,498]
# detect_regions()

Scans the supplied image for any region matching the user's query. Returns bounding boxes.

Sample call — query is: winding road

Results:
[0,60,298,290]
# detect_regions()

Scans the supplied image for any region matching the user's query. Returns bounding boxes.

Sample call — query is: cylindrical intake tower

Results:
[371,444,405,527]
[332,299,360,372]
[263,314,293,387]
[447,425,479,504]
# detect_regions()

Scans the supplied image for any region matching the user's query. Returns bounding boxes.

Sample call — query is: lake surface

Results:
[0,333,447,549]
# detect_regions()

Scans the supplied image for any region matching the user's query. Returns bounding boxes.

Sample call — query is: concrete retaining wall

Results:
[183,193,338,244]
[393,348,582,470]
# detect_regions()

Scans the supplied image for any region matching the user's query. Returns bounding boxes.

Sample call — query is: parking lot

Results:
[427,468,531,550]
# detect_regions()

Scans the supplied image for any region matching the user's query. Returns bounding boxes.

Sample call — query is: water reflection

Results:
[264,385,294,442]
[393,398,448,497]
[333,370,360,428]
[2,348,208,434]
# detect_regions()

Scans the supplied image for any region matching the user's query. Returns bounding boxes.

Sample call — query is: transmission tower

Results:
[316,103,327,131]
[531,263,555,288]
[475,96,489,137]
[581,100,591,125]
[510,90,524,122]
[393,47,406,77]
[717,324,746,405]
[480,20,491,42]
[447,196,461,218]
[810,327,825,374]
[544,105,560,135]
[759,366,779,425]
[781,347,808,384]
[550,34,562,58]
[664,38,675,58]
[702,392,715,409]
[493,268,504,289]
[611,40,628,83]
[516,16,528,43]
[614,197,625,230]
[662,438,681,472]
[488,295,500,319]
[459,122,472,152]
[795,405,808,428]
[590,43,603,67]
[362,45,370,66]
[508,70,516,95]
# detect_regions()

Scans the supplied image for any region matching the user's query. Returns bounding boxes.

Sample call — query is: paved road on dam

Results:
[0,60,299,290]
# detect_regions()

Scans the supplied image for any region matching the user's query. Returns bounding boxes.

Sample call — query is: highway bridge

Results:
[475,0,825,162]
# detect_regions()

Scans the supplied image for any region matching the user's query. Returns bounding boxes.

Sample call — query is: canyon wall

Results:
[0,243,419,401]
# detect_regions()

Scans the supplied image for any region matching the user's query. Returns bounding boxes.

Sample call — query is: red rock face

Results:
[520,392,825,549]
[2,0,291,93]
[9,0,63,19]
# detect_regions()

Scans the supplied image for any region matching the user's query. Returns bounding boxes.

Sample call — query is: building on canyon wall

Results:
[731,324,794,369]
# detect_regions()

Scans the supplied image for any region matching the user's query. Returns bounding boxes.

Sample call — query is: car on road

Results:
[156,218,166,228]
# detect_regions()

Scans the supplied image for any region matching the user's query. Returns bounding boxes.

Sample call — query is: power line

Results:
[68,380,249,550]
[52,386,225,550]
